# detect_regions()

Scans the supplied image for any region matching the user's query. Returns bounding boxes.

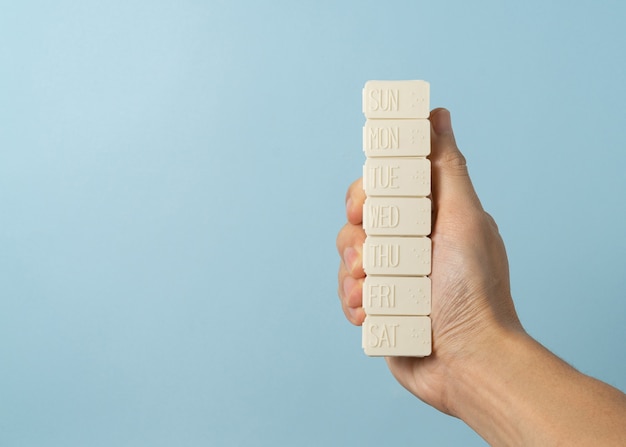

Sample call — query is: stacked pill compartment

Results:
[361,80,432,357]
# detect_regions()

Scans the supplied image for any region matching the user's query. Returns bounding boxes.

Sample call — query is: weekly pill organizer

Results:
[361,80,432,357]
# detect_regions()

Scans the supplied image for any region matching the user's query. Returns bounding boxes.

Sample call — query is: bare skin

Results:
[336,108,626,446]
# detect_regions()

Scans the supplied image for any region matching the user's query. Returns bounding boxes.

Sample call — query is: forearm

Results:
[448,329,626,446]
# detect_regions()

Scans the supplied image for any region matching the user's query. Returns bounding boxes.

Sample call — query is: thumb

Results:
[430,108,482,214]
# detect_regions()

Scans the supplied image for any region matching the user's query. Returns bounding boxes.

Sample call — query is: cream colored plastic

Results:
[363,276,431,316]
[363,157,430,197]
[363,236,431,276]
[363,197,431,236]
[361,80,432,358]
[362,80,430,119]
[362,315,432,357]
[363,119,430,157]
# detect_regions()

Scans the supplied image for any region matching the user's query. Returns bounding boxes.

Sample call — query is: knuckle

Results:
[437,149,468,177]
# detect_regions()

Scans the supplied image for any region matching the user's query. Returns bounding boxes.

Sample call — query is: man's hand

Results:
[336,109,626,446]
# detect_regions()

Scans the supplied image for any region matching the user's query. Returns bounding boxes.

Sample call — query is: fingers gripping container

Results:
[361,80,432,357]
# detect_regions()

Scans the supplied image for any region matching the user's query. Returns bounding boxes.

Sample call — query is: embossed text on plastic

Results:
[363,236,431,276]
[362,315,432,356]
[363,276,431,316]
[363,119,430,157]
[363,197,431,236]
[363,158,430,197]
[362,80,430,119]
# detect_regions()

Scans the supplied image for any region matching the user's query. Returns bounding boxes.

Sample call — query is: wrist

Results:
[443,327,535,445]
[444,326,626,446]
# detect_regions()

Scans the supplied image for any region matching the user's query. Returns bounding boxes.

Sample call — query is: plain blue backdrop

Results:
[1,1,625,445]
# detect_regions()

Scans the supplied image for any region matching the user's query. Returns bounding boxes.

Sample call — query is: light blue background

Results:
[1,1,625,445]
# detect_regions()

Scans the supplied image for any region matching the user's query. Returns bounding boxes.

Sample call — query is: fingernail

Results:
[346,197,353,215]
[343,246,358,272]
[343,275,355,299]
[347,307,357,320]
[432,108,453,136]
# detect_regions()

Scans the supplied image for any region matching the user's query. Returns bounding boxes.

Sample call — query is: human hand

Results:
[336,108,525,415]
